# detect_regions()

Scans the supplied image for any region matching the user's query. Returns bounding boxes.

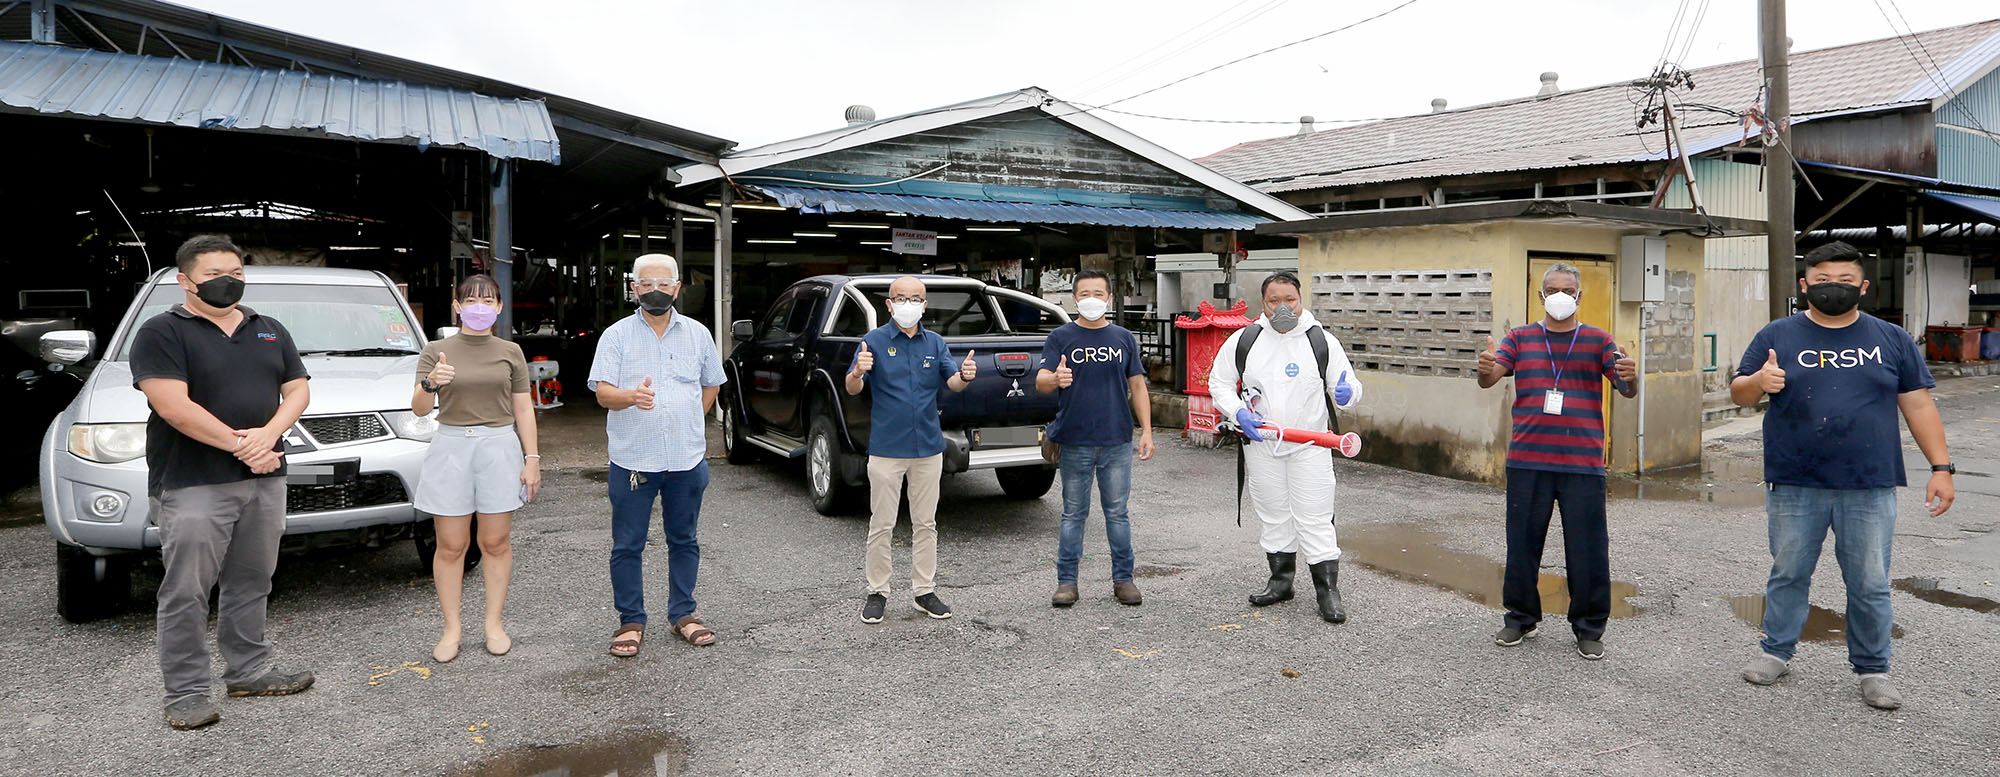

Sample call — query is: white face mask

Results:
[891,301,925,329]
[1076,298,1109,321]
[1543,291,1578,321]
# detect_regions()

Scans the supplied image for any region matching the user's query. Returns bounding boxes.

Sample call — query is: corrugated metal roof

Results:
[1201,19,2000,193]
[1923,190,2000,221]
[750,184,1266,230]
[0,41,560,162]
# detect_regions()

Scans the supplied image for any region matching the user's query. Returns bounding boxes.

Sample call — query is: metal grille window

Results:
[300,414,389,445]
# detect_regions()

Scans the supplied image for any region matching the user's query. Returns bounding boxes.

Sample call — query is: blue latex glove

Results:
[1332,370,1353,406]
[1235,408,1266,441]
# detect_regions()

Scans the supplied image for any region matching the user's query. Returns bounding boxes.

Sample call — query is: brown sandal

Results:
[609,623,644,657]
[673,615,716,647]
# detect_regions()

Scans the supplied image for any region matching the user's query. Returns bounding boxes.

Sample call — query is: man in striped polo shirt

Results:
[1476,262,1636,660]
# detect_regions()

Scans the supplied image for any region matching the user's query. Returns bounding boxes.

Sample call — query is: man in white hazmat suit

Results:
[1209,271,1362,623]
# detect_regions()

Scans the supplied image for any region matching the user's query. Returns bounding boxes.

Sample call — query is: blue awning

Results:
[748,185,1266,230]
[1923,190,2000,224]
[0,41,559,162]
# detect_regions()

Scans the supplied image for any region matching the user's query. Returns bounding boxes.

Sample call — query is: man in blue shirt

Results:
[845,276,977,624]
[589,254,727,656]
[1036,270,1153,608]
[1731,241,1956,710]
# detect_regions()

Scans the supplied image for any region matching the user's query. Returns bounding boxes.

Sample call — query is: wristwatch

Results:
[420,378,440,394]
[1931,463,1955,474]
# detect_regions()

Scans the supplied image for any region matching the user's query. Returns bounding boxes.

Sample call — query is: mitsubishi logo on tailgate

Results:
[1006,379,1026,398]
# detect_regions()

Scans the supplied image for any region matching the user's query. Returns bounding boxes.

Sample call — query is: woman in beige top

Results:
[411,274,540,662]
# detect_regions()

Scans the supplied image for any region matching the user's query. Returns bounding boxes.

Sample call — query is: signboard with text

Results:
[892,228,938,256]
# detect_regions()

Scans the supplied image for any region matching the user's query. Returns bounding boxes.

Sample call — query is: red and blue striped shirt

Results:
[1495,323,1626,475]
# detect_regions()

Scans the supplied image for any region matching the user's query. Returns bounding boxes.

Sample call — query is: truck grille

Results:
[301,414,389,445]
[287,474,408,514]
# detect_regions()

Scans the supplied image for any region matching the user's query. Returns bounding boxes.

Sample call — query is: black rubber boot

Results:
[1248,552,1296,606]
[1308,559,1347,623]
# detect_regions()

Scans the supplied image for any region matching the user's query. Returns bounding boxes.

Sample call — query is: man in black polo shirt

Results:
[131,235,314,730]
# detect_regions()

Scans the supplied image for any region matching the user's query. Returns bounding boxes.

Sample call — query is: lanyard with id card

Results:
[1539,323,1581,416]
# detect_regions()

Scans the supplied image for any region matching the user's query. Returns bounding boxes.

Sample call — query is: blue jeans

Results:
[1056,444,1135,584]
[1761,484,1897,673]
[609,461,708,625]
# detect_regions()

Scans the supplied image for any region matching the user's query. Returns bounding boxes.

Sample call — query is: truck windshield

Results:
[856,287,997,336]
[113,284,419,360]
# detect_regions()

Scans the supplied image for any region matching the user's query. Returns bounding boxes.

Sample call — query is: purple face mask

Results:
[460,303,499,332]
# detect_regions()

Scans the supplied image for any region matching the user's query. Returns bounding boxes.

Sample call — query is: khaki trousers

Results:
[865,454,943,596]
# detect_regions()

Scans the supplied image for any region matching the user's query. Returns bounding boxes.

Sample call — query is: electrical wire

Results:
[1873,0,2000,155]
[101,189,153,276]
[1072,0,1269,100]
[1095,0,1423,110]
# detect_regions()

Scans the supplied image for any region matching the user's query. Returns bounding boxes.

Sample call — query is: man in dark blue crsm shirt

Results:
[1731,241,1956,711]
[1036,270,1153,608]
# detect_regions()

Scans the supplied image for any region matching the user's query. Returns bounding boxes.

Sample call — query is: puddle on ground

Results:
[1341,523,1641,618]
[1132,564,1190,578]
[445,728,689,777]
[1893,577,2000,615]
[1606,458,1766,508]
[580,467,609,483]
[1724,595,1905,642]
[0,487,41,529]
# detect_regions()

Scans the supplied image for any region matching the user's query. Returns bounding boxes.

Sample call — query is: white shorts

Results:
[415,424,525,516]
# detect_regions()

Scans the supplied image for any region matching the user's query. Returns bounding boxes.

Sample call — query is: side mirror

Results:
[731,320,754,342]
[435,326,461,339]
[40,330,96,366]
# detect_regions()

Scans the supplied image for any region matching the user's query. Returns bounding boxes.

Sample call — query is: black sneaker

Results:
[225,669,314,697]
[861,594,887,624]
[163,696,220,730]
[913,592,952,619]
[1576,639,1606,660]
[1493,624,1537,647]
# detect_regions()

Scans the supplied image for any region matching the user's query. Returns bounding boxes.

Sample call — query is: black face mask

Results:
[193,276,245,309]
[638,290,676,316]
[1805,282,1861,316]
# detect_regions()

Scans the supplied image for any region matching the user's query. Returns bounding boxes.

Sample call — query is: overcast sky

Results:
[182,0,1997,159]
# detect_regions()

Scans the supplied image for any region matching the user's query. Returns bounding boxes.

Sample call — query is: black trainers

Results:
[225,669,314,697]
[163,696,220,730]
[913,592,952,619]
[861,594,887,624]
[1576,639,1606,660]
[1493,624,1537,647]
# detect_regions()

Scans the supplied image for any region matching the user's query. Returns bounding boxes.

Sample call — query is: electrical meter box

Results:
[1620,235,1666,302]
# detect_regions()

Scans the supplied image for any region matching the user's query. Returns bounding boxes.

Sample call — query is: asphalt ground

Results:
[1,381,1997,776]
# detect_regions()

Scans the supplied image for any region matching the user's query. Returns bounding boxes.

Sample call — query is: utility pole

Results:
[1760,0,1795,320]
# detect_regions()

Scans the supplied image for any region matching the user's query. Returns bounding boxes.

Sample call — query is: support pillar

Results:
[488,157,514,338]
[714,186,734,353]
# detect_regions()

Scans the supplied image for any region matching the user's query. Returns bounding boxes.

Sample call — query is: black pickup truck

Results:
[721,274,1068,514]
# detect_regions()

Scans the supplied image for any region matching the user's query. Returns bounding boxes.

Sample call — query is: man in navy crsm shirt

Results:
[845,276,977,625]
[1035,270,1153,608]
[1730,241,1956,711]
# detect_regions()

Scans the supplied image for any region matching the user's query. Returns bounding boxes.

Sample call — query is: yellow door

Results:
[1527,257,1616,466]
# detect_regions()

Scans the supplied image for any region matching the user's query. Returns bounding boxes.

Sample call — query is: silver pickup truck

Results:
[40,266,443,622]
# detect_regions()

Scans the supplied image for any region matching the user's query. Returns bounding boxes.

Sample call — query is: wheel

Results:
[807,411,860,516]
[55,543,131,623]
[412,517,481,572]
[995,465,1057,499]
[721,388,757,465]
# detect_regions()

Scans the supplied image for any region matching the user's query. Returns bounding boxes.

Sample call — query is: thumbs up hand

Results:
[959,350,978,382]
[632,375,656,411]
[852,342,874,376]
[428,352,455,388]
[1613,346,1637,383]
[1758,349,1787,395]
[1332,369,1354,406]
[1055,355,1074,389]
[1477,335,1501,380]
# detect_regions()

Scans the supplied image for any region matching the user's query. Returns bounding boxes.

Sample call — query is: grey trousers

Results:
[153,477,286,703]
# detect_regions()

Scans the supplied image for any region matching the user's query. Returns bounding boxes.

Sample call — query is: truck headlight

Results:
[67,423,147,464]
[384,411,437,441]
